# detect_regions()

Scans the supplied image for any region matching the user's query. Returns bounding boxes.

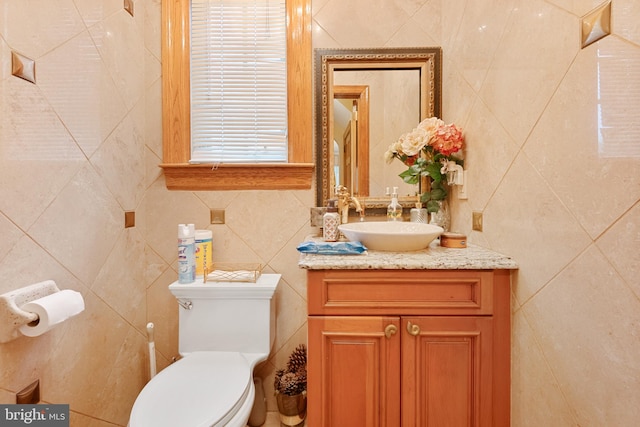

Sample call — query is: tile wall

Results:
[0,1,165,425]
[0,0,638,426]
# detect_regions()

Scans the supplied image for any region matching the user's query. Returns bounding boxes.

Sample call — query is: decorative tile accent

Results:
[210,209,225,224]
[124,211,135,228]
[581,1,611,49]
[11,51,35,84]
[124,0,134,17]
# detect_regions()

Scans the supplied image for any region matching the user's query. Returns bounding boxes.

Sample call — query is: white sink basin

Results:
[338,221,444,252]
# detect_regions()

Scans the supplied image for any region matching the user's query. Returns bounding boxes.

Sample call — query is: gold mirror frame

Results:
[315,47,442,208]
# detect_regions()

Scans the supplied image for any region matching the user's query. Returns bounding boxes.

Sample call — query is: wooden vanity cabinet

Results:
[306,269,511,427]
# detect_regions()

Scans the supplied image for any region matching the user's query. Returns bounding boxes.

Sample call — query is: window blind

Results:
[190,0,288,163]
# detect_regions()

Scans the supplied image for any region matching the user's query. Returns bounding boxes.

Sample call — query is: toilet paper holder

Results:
[0,280,60,343]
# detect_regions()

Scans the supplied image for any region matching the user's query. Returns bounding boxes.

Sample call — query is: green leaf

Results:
[426,200,441,213]
[425,163,442,181]
[429,180,448,200]
[431,180,443,189]
[399,168,420,185]
[430,187,447,200]
[402,175,419,185]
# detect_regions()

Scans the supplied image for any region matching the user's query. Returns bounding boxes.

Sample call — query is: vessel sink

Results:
[338,221,444,251]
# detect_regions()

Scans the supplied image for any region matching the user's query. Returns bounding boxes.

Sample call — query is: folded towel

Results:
[297,241,367,255]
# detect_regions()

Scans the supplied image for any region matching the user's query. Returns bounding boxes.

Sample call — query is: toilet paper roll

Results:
[18,290,85,337]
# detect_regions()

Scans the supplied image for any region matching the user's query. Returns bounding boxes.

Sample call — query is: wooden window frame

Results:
[160,0,313,190]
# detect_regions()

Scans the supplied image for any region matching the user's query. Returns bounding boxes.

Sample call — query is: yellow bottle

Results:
[195,229,213,277]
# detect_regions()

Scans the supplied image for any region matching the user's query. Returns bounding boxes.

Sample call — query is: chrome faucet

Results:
[335,185,363,224]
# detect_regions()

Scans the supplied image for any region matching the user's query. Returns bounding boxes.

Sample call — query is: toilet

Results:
[129,274,280,427]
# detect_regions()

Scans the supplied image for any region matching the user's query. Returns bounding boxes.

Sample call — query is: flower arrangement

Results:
[384,117,465,212]
[274,344,307,396]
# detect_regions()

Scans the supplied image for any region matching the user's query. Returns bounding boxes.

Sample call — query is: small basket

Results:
[205,263,262,282]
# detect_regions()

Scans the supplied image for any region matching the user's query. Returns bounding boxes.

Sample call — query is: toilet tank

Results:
[168,274,280,355]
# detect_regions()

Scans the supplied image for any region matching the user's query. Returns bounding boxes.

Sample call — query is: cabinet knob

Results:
[384,324,398,339]
[406,321,421,336]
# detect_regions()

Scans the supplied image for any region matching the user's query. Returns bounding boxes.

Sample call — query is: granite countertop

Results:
[298,237,518,270]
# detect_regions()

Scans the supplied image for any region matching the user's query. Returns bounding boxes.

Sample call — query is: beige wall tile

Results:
[447,0,515,92]
[597,201,640,300]
[37,30,127,158]
[314,0,411,47]
[479,1,578,145]
[39,291,130,416]
[483,154,591,303]
[91,228,163,331]
[463,97,520,211]
[1,0,639,425]
[0,37,11,81]
[524,36,640,240]
[146,268,180,363]
[29,166,122,286]
[93,328,148,425]
[73,0,122,27]
[0,388,15,404]
[1,0,85,58]
[144,0,162,61]
[90,103,146,210]
[613,0,640,46]
[523,246,640,426]
[0,77,85,230]
[89,10,146,110]
[511,310,577,426]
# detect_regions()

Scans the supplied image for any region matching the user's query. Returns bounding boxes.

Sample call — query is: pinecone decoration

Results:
[274,368,286,391]
[275,344,308,395]
[280,372,303,395]
[287,344,307,373]
[296,368,307,389]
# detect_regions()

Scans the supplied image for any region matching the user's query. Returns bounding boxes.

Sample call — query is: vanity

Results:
[299,241,517,426]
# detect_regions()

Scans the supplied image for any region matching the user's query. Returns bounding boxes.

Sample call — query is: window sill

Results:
[160,163,314,191]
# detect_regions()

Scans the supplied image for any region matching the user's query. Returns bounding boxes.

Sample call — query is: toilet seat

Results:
[129,351,252,427]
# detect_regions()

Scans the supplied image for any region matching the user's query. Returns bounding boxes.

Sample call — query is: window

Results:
[160,0,313,190]
[190,0,288,163]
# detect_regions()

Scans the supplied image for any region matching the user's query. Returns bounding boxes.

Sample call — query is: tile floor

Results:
[251,412,306,426]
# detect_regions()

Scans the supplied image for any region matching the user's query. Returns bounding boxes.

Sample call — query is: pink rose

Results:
[429,123,464,156]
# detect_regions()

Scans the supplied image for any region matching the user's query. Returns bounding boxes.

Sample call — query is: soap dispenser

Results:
[386,187,403,221]
[323,200,340,242]
[410,195,428,223]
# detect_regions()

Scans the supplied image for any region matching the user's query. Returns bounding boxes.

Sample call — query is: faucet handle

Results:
[336,185,349,198]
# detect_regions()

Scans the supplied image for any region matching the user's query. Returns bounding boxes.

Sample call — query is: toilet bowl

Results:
[129,352,258,426]
[128,274,280,427]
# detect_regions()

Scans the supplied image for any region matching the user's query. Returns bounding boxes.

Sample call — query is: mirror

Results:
[315,47,442,208]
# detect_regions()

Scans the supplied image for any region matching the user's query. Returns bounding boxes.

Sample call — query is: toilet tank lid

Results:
[129,352,251,427]
[169,273,280,299]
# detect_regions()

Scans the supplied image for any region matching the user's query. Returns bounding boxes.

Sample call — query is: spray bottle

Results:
[177,224,196,284]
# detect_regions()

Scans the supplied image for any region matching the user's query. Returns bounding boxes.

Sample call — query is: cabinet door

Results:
[308,316,401,427]
[401,317,493,427]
